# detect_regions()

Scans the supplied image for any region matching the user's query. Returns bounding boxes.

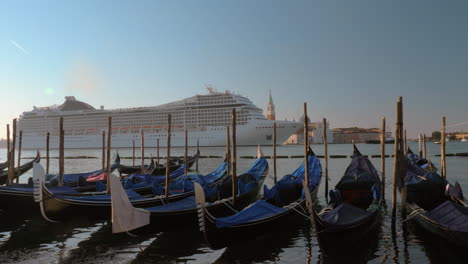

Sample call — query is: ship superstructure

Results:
[17,89,300,148]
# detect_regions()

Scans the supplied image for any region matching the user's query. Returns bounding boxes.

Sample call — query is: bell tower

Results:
[266,90,275,120]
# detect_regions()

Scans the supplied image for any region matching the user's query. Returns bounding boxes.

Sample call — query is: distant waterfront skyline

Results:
[1,0,468,138]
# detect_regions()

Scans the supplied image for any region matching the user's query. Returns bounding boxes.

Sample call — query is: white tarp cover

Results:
[110,174,150,233]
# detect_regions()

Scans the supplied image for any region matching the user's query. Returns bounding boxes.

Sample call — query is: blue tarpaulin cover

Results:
[264,155,321,207]
[321,203,372,227]
[216,200,287,228]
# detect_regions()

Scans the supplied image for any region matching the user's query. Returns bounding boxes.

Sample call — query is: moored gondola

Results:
[34,158,228,221]
[310,145,383,253]
[195,148,321,249]
[118,152,199,176]
[403,157,468,247]
[407,148,437,172]
[0,152,41,185]
[111,150,268,233]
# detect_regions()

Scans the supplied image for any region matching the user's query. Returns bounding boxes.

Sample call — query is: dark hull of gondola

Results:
[118,154,197,176]
[0,154,40,185]
[0,188,39,214]
[202,190,317,250]
[136,169,268,233]
[407,202,468,248]
[314,210,382,254]
[39,185,195,220]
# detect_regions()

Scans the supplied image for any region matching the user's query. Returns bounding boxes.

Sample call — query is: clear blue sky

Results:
[1,0,468,138]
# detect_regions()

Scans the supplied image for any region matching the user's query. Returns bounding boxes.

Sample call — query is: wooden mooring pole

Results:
[59,117,64,186]
[304,103,310,188]
[323,118,329,202]
[156,139,160,168]
[423,134,427,159]
[141,131,145,173]
[46,132,50,174]
[106,117,112,193]
[226,126,231,181]
[184,129,188,175]
[400,98,407,219]
[165,114,172,201]
[6,124,10,184]
[418,134,423,158]
[132,140,135,167]
[16,130,22,183]
[196,138,199,173]
[231,109,237,207]
[102,131,106,171]
[441,117,446,179]
[10,119,16,184]
[392,98,402,213]
[381,116,386,200]
[273,122,277,183]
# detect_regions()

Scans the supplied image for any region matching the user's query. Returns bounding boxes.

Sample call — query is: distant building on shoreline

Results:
[285,115,333,144]
[332,127,391,144]
[446,132,468,141]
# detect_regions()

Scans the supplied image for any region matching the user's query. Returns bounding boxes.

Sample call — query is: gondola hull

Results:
[39,186,195,220]
[0,154,40,185]
[202,198,314,250]
[314,210,382,254]
[408,203,468,248]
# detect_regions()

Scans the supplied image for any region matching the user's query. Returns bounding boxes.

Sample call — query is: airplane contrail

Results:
[10,40,29,54]
[448,121,468,127]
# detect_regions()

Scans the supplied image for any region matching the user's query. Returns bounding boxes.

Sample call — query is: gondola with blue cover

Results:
[118,152,199,176]
[311,145,383,253]
[35,158,228,220]
[111,150,269,233]
[407,148,437,173]
[195,148,321,249]
[403,155,468,247]
[0,152,41,185]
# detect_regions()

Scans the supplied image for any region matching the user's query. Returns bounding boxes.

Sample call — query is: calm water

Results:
[0,142,467,263]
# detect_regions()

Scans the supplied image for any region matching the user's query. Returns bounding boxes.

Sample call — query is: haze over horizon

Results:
[1,0,468,139]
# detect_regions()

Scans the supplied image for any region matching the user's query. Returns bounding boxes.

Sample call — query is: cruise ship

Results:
[17,88,301,149]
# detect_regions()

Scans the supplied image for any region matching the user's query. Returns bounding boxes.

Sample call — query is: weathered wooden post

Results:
[141,131,145,173]
[231,109,237,206]
[102,130,106,171]
[46,132,50,174]
[156,138,160,168]
[16,130,22,183]
[106,117,112,193]
[165,114,172,201]
[381,116,386,199]
[226,126,231,180]
[132,140,135,167]
[273,122,277,183]
[6,124,11,184]
[184,129,188,175]
[196,138,199,173]
[304,103,309,188]
[441,117,446,179]
[322,118,329,202]
[398,97,407,218]
[10,119,17,184]
[59,117,64,186]
[423,134,427,159]
[404,129,407,155]
[418,134,423,158]
[392,98,402,212]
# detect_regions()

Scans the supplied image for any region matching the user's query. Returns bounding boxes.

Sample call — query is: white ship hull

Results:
[19,121,300,149]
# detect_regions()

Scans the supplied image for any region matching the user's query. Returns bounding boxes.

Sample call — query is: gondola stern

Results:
[110,173,150,233]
